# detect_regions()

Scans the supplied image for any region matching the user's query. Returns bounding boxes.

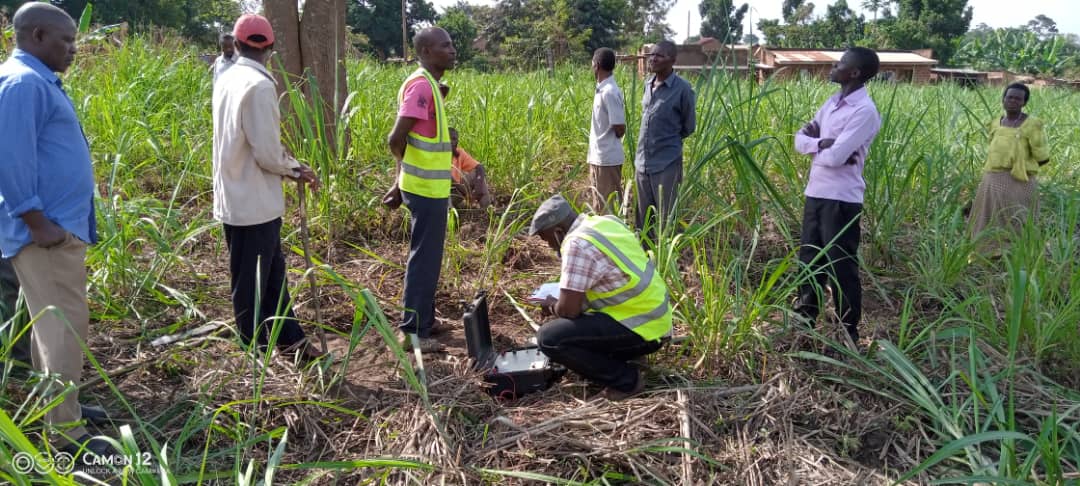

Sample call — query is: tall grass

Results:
[0,35,1077,483]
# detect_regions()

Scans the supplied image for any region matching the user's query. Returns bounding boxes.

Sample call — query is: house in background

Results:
[929,68,991,86]
[754,48,938,83]
[634,38,754,77]
[627,43,941,84]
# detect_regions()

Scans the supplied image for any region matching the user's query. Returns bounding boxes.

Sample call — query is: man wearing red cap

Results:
[212,14,324,362]
[383,27,456,353]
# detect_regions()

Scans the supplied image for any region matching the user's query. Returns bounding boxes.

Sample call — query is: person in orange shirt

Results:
[449,127,492,209]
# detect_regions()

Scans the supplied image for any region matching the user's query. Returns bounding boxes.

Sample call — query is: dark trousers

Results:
[224,218,306,349]
[0,258,31,364]
[796,196,863,337]
[537,312,662,392]
[400,190,448,338]
[635,159,683,236]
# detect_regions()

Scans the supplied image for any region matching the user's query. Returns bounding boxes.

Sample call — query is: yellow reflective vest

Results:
[397,68,452,199]
[562,215,673,341]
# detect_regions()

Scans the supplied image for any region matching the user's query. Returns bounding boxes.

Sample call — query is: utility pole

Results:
[401,0,408,60]
[686,10,691,41]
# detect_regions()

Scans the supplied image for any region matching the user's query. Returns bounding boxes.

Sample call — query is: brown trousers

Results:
[588,164,623,214]
[12,232,89,444]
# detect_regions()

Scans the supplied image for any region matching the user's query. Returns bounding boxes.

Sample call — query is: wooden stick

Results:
[298,180,328,352]
[677,389,694,484]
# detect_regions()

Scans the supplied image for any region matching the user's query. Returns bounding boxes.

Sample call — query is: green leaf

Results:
[78,3,93,35]
[896,431,1035,483]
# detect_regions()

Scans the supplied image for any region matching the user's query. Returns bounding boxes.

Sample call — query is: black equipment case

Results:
[462,292,565,400]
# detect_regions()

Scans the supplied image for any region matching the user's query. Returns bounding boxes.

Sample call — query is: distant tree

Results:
[819,0,863,48]
[781,0,814,25]
[347,0,437,59]
[571,0,628,53]
[625,0,675,44]
[881,0,972,64]
[757,18,784,46]
[1026,15,1058,39]
[457,0,674,65]
[4,0,240,45]
[861,0,884,22]
[438,5,477,62]
[743,32,759,44]
[954,26,1073,76]
[699,0,748,44]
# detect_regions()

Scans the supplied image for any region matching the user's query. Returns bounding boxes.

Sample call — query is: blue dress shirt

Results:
[0,49,97,258]
[634,72,697,174]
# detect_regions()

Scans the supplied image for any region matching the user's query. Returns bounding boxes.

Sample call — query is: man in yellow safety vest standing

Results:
[529,195,672,400]
[384,27,456,353]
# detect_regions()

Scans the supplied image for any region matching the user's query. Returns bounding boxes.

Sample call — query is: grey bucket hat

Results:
[529,194,575,236]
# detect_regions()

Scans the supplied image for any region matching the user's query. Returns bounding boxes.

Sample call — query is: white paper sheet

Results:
[527,282,560,302]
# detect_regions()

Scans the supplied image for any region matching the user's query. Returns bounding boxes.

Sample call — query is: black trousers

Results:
[796,196,863,337]
[399,190,448,338]
[537,312,662,392]
[224,218,306,349]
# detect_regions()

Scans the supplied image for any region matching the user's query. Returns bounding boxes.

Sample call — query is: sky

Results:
[429,0,1079,42]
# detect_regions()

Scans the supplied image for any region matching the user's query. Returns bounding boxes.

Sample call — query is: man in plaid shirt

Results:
[529,195,671,401]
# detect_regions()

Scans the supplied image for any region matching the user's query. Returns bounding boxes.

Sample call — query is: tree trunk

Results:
[262,0,347,146]
[300,0,348,141]
[262,0,302,87]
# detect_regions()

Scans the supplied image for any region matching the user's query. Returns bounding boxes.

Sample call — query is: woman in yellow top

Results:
[970,83,1051,247]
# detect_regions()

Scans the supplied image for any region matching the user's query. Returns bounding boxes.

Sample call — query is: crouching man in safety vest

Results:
[529,195,671,400]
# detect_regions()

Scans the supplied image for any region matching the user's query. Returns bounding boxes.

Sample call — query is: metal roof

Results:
[930,68,986,74]
[769,50,937,65]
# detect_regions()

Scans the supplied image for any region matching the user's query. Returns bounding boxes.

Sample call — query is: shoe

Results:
[61,434,115,459]
[787,300,817,328]
[400,333,445,353]
[602,369,646,401]
[80,403,110,425]
[427,318,452,336]
[281,339,326,365]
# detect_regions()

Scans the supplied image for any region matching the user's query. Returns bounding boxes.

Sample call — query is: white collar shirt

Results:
[211,57,300,226]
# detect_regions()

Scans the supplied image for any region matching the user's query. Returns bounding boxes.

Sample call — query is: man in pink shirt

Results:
[792,47,881,344]
[383,27,456,353]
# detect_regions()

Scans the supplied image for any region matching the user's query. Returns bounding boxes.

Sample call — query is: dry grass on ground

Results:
[69,201,964,485]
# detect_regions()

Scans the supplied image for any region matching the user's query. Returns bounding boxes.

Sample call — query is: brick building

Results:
[754,48,938,83]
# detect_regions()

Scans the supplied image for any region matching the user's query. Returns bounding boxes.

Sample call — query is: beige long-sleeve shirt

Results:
[211,56,299,226]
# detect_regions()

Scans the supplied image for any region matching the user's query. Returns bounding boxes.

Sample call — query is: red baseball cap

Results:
[232,14,275,49]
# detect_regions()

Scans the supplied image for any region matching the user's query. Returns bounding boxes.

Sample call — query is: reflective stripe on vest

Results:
[564,215,673,341]
[397,68,451,198]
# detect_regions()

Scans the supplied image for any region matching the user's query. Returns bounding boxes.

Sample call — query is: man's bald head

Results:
[411,27,456,73]
[12,2,78,73]
[412,27,447,53]
[13,2,75,44]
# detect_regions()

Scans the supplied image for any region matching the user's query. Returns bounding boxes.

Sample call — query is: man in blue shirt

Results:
[0,2,111,458]
[635,40,696,238]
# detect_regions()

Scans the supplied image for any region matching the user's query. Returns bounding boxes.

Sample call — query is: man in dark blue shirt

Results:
[634,40,696,237]
[0,2,111,458]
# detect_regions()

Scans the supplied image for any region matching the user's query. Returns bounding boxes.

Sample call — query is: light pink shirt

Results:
[794,87,881,204]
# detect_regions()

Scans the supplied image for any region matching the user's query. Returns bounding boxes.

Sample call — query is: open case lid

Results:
[463,291,495,368]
